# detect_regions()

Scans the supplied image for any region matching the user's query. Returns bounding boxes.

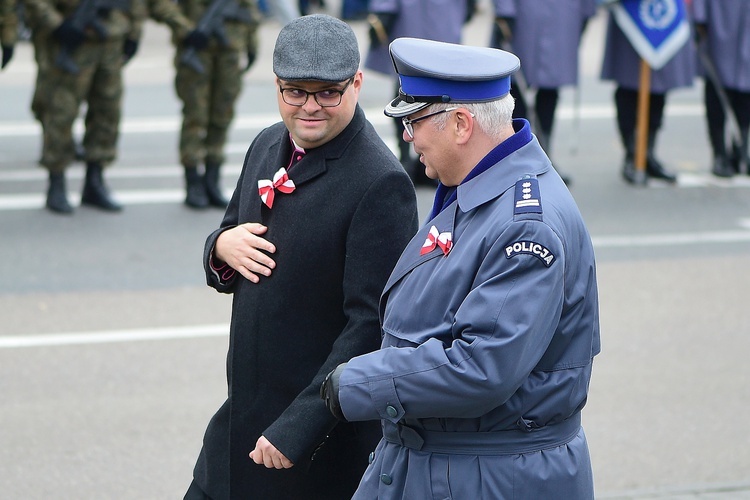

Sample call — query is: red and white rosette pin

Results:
[420,225,452,256]
[258,167,296,208]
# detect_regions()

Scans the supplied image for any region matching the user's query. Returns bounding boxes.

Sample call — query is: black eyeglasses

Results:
[278,78,354,107]
[402,107,459,139]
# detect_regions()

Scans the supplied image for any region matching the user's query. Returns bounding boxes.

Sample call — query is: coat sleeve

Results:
[339,219,566,422]
[262,168,419,465]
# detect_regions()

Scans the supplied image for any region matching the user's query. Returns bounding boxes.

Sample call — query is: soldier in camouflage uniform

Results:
[174,0,260,209]
[22,0,147,213]
[1,0,17,69]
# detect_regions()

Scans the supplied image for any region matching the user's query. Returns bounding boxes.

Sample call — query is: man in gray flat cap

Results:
[321,37,600,499]
[183,14,418,500]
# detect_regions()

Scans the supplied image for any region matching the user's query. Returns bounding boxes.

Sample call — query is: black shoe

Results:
[204,163,229,208]
[646,155,677,183]
[711,155,734,177]
[45,172,74,214]
[81,163,123,211]
[184,167,209,209]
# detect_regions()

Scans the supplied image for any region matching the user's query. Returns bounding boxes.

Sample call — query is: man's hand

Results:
[215,223,276,283]
[249,435,294,469]
[320,363,347,421]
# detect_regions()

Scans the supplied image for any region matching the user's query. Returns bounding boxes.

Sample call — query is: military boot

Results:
[45,172,73,214]
[708,117,734,177]
[537,130,571,186]
[204,162,228,208]
[184,166,209,209]
[619,133,642,185]
[81,162,123,211]
[645,131,677,183]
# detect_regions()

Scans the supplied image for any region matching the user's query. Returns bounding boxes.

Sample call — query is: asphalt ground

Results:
[1,2,749,498]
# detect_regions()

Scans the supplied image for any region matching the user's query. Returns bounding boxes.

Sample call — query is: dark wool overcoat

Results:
[191,105,419,499]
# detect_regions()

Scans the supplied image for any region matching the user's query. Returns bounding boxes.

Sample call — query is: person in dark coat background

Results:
[600,1,696,184]
[491,0,597,185]
[322,38,600,499]
[183,14,419,500]
[692,0,750,177]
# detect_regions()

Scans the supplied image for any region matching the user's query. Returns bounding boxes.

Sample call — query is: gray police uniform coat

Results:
[193,105,419,500]
[365,0,468,76]
[600,4,695,93]
[493,0,597,88]
[692,0,750,92]
[339,120,600,499]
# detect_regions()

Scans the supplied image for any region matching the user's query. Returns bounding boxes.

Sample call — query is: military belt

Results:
[382,412,581,455]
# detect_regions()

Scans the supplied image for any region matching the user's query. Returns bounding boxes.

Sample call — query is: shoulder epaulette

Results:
[513,175,542,215]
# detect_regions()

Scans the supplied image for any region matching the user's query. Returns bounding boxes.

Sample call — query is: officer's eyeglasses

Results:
[402,107,460,139]
[279,78,354,107]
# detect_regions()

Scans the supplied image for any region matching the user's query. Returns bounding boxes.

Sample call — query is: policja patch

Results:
[505,240,556,267]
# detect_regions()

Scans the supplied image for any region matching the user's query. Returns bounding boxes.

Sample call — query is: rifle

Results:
[180,0,253,74]
[55,0,131,74]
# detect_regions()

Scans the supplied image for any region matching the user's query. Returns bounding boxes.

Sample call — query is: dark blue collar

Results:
[427,118,532,222]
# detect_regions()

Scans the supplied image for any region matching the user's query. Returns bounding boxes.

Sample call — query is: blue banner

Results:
[610,0,690,69]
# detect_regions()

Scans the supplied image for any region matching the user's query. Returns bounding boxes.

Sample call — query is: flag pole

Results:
[634,58,650,185]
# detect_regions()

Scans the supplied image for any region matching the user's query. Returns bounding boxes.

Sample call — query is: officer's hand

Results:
[320,363,347,421]
[122,39,138,64]
[183,30,209,50]
[1,44,13,69]
[52,19,86,49]
[214,223,276,284]
[367,12,396,49]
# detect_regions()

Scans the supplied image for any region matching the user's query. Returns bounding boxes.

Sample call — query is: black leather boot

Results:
[712,154,734,177]
[184,166,209,209]
[620,133,643,185]
[537,130,571,186]
[204,163,228,208]
[645,131,677,183]
[45,172,73,214]
[81,162,123,211]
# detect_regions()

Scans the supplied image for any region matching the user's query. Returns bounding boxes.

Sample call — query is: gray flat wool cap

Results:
[273,14,360,82]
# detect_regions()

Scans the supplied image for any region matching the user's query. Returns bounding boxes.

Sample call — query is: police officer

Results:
[23,0,147,213]
[365,0,475,186]
[600,1,696,184]
[174,0,260,209]
[1,0,17,69]
[693,0,750,177]
[491,0,597,185]
[321,38,600,499]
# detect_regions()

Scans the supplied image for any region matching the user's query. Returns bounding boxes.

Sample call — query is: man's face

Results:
[276,71,362,150]
[404,107,458,186]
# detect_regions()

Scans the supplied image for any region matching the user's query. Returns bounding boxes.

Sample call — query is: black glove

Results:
[320,363,347,421]
[465,0,477,24]
[1,44,13,69]
[491,16,515,50]
[122,39,138,64]
[53,19,86,49]
[367,12,397,49]
[183,30,209,50]
[694,22,708,45]
[244,50,256,72]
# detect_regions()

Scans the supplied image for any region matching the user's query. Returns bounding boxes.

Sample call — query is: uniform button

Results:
[368,452,375,464]
[386,405,398,418]
[380,473,392,485]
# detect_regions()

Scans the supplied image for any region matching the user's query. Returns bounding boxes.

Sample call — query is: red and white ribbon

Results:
[258,167,296,208]
[420,225,452,256]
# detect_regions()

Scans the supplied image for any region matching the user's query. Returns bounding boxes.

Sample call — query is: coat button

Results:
[368,452,375,464]
[380,473,392,485]
[386,405,398,418]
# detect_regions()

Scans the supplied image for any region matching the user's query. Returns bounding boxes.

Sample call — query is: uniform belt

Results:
[382,412,581,455]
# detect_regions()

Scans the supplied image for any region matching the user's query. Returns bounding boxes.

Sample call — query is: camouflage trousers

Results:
[39,37,124,173]
[174,47,242,167]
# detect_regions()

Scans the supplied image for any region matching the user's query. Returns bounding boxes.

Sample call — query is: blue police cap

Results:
[384,38,521,118]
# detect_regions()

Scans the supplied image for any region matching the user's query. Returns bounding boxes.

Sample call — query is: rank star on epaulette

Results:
[514,177,542,214]
[505,240,556,267]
